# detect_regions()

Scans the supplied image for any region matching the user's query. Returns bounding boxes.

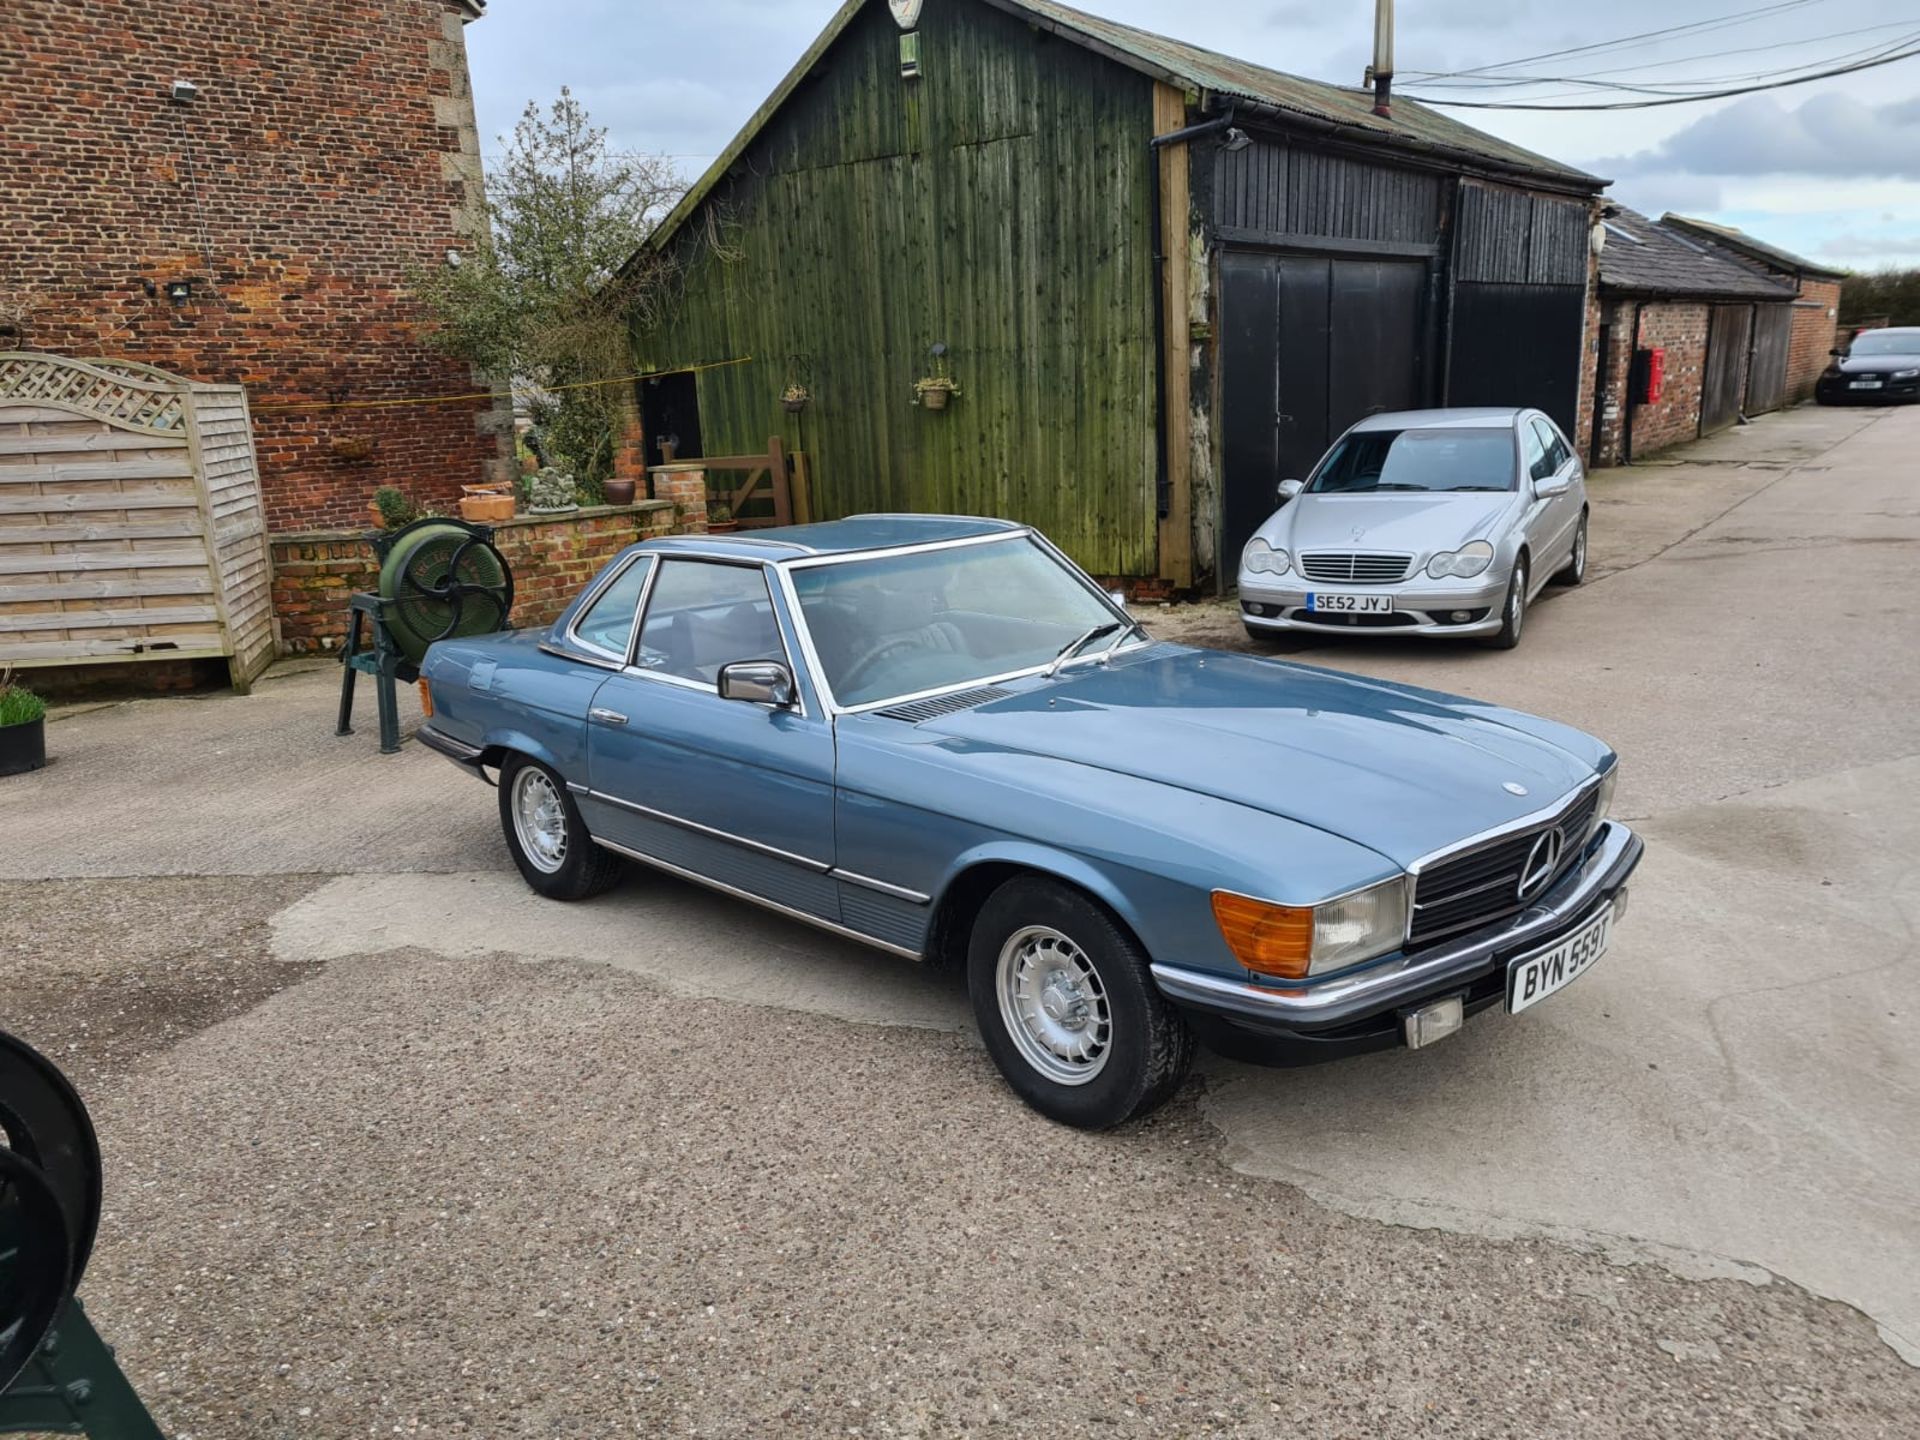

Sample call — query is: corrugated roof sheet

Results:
[1599,207,1796,301]
[648,0,1600,253]
[995,0,1602,187]
[1661,215,1848,281]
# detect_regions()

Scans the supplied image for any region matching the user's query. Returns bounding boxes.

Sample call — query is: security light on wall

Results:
[164,280,193,305]
[1222,128,1252,153]
[170,79,199,103]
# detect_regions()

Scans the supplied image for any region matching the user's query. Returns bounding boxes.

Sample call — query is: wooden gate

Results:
[1700,305,1753,436]
[0,354,275,690]
[1744,304,1792,416]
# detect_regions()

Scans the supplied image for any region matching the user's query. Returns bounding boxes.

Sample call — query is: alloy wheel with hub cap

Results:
[968,875,1194,1128]
[497,754,626,900]
[1485,556,1528,650]
[1554,511,1589,586]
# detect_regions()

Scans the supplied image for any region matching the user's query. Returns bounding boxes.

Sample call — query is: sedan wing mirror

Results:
[1277,478,1305,503]
[717,660,796,708]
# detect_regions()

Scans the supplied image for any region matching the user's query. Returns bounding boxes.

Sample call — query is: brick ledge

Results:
[270,500,675,544]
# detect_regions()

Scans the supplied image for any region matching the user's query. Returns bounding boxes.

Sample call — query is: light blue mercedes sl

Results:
[417,516,1641,1128]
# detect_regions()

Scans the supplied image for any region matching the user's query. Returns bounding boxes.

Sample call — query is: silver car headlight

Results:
[1243,539,1290,576]
[1894,369,1920,380]
[1212,875,1409,981]
[1426,540,1495,579]
[1594,762,1618,826]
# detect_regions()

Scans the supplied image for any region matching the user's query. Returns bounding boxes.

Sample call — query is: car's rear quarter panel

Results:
[423,634,603,778]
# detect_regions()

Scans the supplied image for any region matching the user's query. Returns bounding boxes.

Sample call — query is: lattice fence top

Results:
[0,352,188,433]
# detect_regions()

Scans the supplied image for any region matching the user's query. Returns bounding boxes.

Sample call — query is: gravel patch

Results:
[42,941,1916,1440]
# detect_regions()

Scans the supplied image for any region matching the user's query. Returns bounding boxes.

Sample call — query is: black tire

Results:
[497,754,625,900]
[966,876,1194,1129]
[1243,622,1274,644]
[1483,555,1529,650]
[1552,510,1588,586]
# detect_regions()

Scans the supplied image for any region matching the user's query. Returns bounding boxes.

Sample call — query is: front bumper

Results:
[1152,820,1642,1063]
[1815,376,1920,403]
[1239,575,1506,637]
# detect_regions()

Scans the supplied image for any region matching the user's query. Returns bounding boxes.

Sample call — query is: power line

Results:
[1405,0,1834,83]
[1402,39,1920,109]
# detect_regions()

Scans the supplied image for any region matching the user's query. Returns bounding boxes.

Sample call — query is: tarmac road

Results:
[2,401,1916,1437]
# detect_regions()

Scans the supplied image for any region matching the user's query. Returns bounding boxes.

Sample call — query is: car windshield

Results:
[1307,427,1516,494]
[1846,331,1918,357]
[790,535,1128,707]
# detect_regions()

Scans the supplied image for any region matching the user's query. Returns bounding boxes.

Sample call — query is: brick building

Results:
[0,0,512,533]
[1589,207,1799,468]
[1661,216,1845,405]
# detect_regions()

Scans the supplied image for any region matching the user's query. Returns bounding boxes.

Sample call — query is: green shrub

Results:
[0,670,46,727]
[372,486,421,528]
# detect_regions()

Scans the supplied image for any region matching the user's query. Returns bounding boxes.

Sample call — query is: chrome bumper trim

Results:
[415,724,485,766]
[1152,821,1642,1030]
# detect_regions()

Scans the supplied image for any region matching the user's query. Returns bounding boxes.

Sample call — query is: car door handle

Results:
[589,707,628,726]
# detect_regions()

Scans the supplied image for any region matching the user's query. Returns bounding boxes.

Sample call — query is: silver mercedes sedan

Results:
[1236,407,1589,649]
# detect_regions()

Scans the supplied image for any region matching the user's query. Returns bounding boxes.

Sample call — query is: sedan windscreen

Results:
[791,536,1124,707]
[1845,331,1919,357]
[1308,428,1516,494]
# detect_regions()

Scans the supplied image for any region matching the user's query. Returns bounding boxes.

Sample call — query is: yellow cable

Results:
[249,356,753,414]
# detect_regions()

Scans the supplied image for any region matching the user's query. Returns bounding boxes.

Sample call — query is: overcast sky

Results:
[466,0,1920,271]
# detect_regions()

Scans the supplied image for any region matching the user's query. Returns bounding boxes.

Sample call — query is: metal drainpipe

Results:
[1623,301,1643,465]
[1148,111,1235,525]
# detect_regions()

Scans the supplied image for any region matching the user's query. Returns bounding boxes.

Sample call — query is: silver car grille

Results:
[1407,787,1603,951]
[1297,552,1414,584]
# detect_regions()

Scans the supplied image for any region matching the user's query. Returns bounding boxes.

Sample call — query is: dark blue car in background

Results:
[418,515,1641,1128]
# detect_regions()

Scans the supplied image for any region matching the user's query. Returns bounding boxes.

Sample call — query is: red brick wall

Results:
[1591,299,1712,466]
[0,0,510,532]
[1787,279,1841,402]
[270,503,682,653]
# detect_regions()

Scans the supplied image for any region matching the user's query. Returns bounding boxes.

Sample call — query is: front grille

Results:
[1288,609,1417,628]
[1298,552,1413,584]
[1407,787,1602,951]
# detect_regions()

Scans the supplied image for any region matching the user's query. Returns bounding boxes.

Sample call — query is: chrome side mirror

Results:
[717,660,796,707]
[1277,478,1305,503]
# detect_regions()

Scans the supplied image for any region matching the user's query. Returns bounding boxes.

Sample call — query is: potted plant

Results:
[782,383,810,414]
[602,474,637,506]
[0,668,47,777]
[329,435,375,463]
[707,501,738,533]
[913,375,960,411]
[370,486,421,530]
[526,467,580,513]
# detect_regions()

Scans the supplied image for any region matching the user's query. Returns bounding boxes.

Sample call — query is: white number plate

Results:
[1849,380,1883,390]
[1507,904,1611,1014]
[1306,592,1394,614]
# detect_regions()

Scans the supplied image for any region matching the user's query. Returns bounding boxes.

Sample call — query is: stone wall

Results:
[0,1,511,532]
[270,502,681,654]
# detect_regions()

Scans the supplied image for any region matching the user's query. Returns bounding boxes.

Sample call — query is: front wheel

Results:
[1553,511,1589,586]
[967,876,1194,1128]
[497,755,625,900]
[1483,556,1529,650]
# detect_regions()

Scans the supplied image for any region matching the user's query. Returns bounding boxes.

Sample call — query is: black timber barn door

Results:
[1745,304,1792,415]
[1219,250,1425,566]
[1445,184,1591,438]
[1701,304,1753,435]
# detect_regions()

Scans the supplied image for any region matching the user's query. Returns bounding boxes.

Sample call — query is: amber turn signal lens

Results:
[1210,891,1314,980]
[417,677,434,717]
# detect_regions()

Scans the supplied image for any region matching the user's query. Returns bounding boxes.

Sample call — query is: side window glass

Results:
[572,556,653,659]
[636,561,785,686]
[1537,418,1572,472]
[1523,423,1553,482]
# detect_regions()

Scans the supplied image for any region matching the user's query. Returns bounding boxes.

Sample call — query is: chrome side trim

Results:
[539,641,622,672]
[1152,821,1641,1030]
[591,835,923,961]
[1406,766,1608,876]
[583,788,831,873]
[625,557,810,719]
[782,528,1031,571]
[561,552,655,666]
[831,869,932,905]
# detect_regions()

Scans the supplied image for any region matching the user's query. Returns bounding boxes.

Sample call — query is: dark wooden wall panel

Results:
[1212,140,1442,244]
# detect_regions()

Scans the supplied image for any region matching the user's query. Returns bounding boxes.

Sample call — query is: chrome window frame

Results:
[773,529,1147,716]
[620,553,811,718]
[559,552,657,667]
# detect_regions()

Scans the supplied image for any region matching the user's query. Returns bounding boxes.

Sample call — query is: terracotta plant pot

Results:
[0,716,46,777]
[459,493,515,522]
[367,501,386,529]
[707,519,740,533]
[602,476,637,505]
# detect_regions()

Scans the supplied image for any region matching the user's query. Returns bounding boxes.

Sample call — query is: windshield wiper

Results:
[1448,485,1508,491]
[1044,622,1122,677]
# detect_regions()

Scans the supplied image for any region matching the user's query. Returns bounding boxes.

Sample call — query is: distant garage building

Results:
[626,0,1606,589]
[1589,207,1802,467]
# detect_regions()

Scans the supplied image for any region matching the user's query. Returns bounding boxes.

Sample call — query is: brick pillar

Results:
[649,462,709,534]
[611,383,649,489]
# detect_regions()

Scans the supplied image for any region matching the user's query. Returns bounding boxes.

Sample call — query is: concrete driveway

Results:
[4,401,1918,1437]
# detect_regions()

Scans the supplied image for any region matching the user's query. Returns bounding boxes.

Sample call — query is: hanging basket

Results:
[920,387,950,411]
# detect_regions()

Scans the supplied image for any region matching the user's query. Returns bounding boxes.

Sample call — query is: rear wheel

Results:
[1553,511,1589,586]
[967,876,1193,1128]
[498,755,625,900]
[1483,556,1529,650]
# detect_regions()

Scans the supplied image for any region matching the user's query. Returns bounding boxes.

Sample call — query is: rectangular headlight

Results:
[1212,876,1409,982]
[1594,763,1618,827]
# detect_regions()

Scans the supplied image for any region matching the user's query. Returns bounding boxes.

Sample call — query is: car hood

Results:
[919,647,1604,868]
[1833,351,1920,375]
[1269,492,1517,555]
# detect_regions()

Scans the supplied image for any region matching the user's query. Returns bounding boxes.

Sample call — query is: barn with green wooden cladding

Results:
[626,0,1605,589]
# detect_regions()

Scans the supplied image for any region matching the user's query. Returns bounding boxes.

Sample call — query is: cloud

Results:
[1599,93,1920,182]
[1816,233,1920,260]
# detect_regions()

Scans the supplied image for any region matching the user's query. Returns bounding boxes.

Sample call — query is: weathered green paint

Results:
[633,0,1160,576]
